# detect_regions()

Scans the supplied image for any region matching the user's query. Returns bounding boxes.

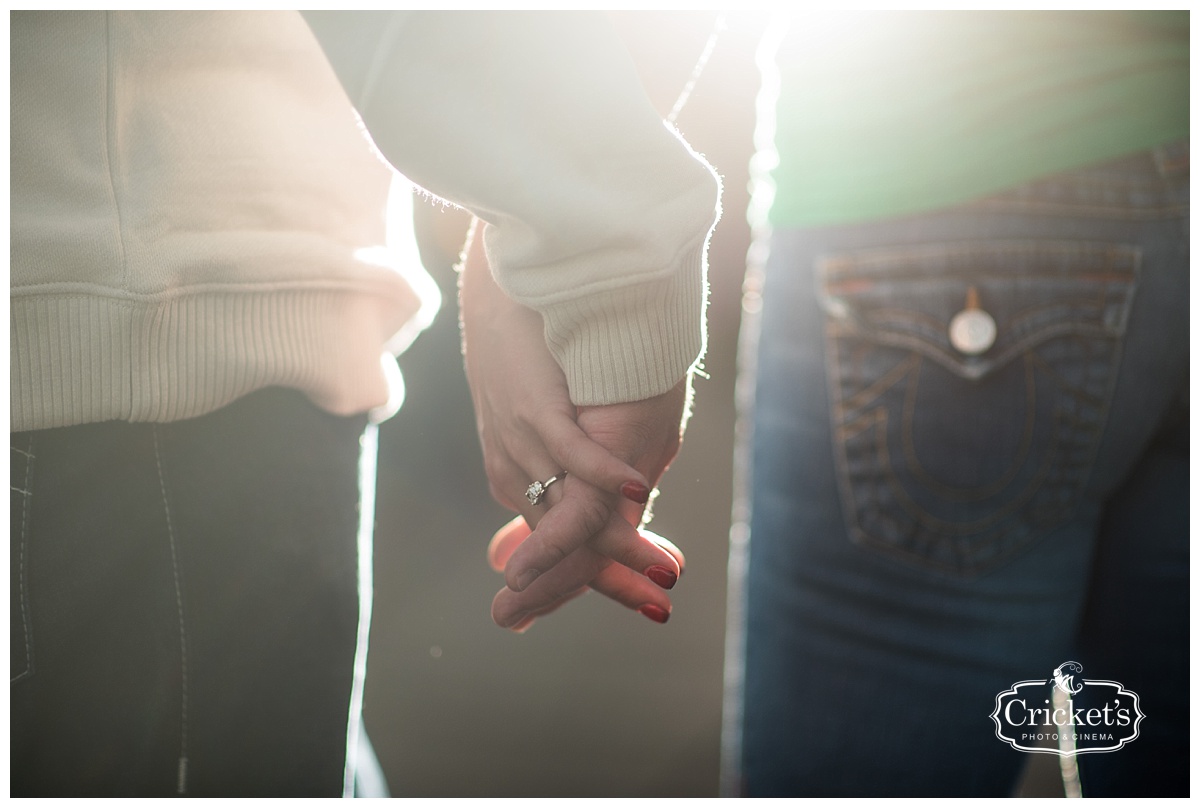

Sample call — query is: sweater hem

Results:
[11,285,421,431]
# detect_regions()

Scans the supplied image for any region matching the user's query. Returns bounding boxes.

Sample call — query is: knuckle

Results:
[576,496,612,537]
[541,424,568,456]
[529,497,609,568]
[540,538,570,568]
[498,429,526,457]
[630,420,666,450]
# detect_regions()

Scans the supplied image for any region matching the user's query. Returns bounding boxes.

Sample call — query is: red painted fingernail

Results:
[621,481,650,504]
[637,604,670,624]
[645,565,677,590]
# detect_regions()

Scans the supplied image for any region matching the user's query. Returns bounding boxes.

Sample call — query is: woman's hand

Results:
[486,377,691,629]
[459,221,650,519]
[486,379,689,623]
[459,219,689,627]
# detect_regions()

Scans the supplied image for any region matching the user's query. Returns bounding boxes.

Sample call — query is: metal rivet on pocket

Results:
[949,286,996,355]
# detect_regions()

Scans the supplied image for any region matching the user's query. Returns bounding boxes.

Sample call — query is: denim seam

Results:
[865,306,947,334]
[837,352,920,413]
[826,327,864,565]
[151,426,190,795]
[1074,284,1136,513]
[11,437,35,684]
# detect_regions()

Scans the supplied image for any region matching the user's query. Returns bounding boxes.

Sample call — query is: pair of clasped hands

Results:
[459,225,689,632]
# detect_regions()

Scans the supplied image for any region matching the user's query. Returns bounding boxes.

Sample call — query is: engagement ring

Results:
[525,473,565,505]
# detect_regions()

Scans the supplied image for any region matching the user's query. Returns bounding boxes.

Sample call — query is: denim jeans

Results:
[730,143,1188,796]
[10,388,374,796]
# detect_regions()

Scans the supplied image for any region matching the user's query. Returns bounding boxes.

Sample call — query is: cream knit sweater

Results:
[11,11,720,432]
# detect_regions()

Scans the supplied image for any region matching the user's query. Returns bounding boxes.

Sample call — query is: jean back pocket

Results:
[819,240,1138,575]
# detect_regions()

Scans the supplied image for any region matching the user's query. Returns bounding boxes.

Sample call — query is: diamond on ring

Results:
[525,481,546,505]
[525,473,564,506]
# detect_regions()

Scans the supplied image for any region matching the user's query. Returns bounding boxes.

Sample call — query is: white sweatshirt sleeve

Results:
[303,11,721,405]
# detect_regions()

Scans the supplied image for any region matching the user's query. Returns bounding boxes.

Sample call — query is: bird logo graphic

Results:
[1051,661,1084,697]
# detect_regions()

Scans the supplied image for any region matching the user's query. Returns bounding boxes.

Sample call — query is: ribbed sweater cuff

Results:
[10,285,417,431]
[541,240,707,406]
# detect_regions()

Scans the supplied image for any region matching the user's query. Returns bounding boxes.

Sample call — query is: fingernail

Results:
[620,481,651,504]
[645,565,677,590]
[504,610,529,629]
[515,569,540,591]
[637,604,670,624]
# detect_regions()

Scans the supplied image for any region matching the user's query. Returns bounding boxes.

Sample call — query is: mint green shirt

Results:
[766,11,1188,228]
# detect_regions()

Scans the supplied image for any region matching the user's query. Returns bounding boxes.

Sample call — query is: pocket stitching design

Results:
[823,242,1140,384]
[821,241,1140,575]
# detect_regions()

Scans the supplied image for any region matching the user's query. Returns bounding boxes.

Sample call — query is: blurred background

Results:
[359,12,1065,797]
